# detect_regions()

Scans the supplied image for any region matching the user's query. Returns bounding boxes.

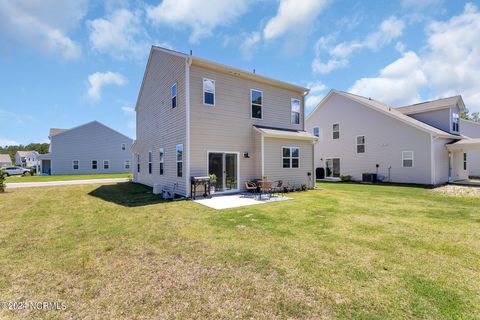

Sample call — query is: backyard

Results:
[5,173,129,183]
[0,182,479,319]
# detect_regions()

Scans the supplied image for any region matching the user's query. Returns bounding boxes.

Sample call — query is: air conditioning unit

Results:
[153,184,162,195]
[362,173,377,183]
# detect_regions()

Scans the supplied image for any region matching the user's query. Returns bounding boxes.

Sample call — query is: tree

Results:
[0,168,5,193]
[0,143,50,163]
[461,110,480,122]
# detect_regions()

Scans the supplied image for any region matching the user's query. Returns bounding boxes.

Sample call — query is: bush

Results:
[340,175,352,182]
[0,168,5,193]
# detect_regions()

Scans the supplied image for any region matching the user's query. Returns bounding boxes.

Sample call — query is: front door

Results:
[208,152,238,192]
[325,158,340,177]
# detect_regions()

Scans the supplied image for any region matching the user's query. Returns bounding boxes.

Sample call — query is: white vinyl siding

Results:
[251,89,263,119]
[291,99,300,124]
[203,78,215,106]
[402,151,414,168]
[356,135,365,153]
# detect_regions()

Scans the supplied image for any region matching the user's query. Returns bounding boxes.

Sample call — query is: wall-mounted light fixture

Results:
[243,152,250,158]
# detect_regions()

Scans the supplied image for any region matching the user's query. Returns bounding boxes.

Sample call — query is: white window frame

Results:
[73,160,79,170]
[171,83,177,109]
[250,89,263,120]
[313,127,319,137]
[452,112,459,132]
[176,144,183,177]
[203,78,215,106]
[356,135,365,153]
[282,146,300,169]
[121,143,126,151]
[333,123,340,139]
[125,160,130,169]
[103,160,109,170]
[291,98,301,125]
[402,151,414,168]
[464,153,467,171]
[148,151,152,174]
[159,148,164,175]
[91,160,98,170]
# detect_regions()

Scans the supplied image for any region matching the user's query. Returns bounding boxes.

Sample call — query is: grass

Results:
[5,173,129,183]
[0,182,479,319]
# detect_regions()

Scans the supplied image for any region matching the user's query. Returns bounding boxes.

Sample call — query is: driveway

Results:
[6,178,129,189]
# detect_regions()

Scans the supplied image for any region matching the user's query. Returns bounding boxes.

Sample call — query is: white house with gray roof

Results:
[38,121,133,175]
[306,91,479,185]
[0,154,12,168]
[15,150,39,168]
[133,46,318,197]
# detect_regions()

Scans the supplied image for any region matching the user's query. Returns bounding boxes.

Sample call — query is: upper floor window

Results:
[356,136,365,153]
[121,143,126,151]
[104,160,109,170]
[203,78,215,105]
[92,160,98,170]
[251,89,263,119]
[452,112,459,132]
[159,148,164,175]
[282,147,299,168]
[73,160,79,170]
[402,151,414,168]
[148,151,152,174]
[176,144,183,177]
[291,99,301,124]
[171,83,177,108]
[313,127,319,137]
[333,124,340,139]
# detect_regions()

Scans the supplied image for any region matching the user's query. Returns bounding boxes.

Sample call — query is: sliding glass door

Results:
[208,152,238,192]
[325,158,341,177]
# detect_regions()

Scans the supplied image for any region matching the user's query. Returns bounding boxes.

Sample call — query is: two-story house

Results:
[306,90,480,185]
[460,119,480,177]
[15,150,39,169]
[133,46,318,197]
[38,121,134,175]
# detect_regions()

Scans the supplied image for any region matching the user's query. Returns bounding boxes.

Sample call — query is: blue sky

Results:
[1,0,479,146]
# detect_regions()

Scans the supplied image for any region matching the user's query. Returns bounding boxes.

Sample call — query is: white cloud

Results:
[348,3,480,112]
[312,16,405,74]
[86,72,127,102]
[349,51,427,106]
[0,138,20,147]
[240,31,261,60]
[0,0,86,60]
[305,82,328,115]
[87,8,151,60]
[401,0,443,9]
[263,0,329,40]
[121,106,135,115]
[146,0,251,43]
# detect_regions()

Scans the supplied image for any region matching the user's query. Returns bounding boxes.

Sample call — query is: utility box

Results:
[362,173,377,183]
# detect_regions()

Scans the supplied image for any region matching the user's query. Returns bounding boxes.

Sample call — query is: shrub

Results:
[0,168,5,193]
[340,175,352,182]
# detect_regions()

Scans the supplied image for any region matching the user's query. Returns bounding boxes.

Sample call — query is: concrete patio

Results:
[193,194,293,210]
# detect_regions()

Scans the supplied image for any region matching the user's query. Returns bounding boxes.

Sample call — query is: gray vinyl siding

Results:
[45,121,133,175]
[263,137,314,188]
[135,49,187,195]
[433,137,451,184]
[188,64,305,190]
[459,119,480,177]
[409,105,461,135]
[307,94,433,184]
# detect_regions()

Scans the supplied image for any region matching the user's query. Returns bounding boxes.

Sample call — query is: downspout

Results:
[185,56,192,197]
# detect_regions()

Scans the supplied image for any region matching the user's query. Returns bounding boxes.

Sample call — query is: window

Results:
[159,148,164,175]
[92,160,98,170]
[176,144,183,177]
[356,136,365,153]
[203,78,215,105]
[251,89,263,119]
[313,127,319,137]
[121,143,126,151]
[402,151,414,167]
[136,153,140,173]
[464,153,467,170]
[291,99,301,124]
[333,124,340,139]
[452,112,459,132]
[73,160,79,170]
[171,83,177,108]
[103,160,109,170]
[125,160,130,169]
[148,151,152,174]
[282,147,299,168]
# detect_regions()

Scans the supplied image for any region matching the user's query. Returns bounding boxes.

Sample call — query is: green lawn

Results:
[0,182,479,319]
[5,173,129,183]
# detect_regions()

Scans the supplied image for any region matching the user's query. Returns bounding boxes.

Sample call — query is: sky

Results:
[1,0,479,146]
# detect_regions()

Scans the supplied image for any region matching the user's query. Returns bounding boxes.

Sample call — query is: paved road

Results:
[6,178,129,189]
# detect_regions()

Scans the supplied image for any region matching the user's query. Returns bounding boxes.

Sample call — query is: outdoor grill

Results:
[190,176,211,200]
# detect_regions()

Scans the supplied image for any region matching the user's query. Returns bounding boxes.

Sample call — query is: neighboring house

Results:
[306,90,479,185]
[134,46,318,197]
[38,121,134,175]
[460,119,480,177]
[15,150,40,168]
[0,154,12,168]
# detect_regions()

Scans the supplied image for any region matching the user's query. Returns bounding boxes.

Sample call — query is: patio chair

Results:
[244,181,258,198]
[259,181,272,200]
[271,180,283,197]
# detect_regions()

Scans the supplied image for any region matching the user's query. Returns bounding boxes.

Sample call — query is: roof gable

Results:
[51,121,133,142]
[396,96,465,115]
